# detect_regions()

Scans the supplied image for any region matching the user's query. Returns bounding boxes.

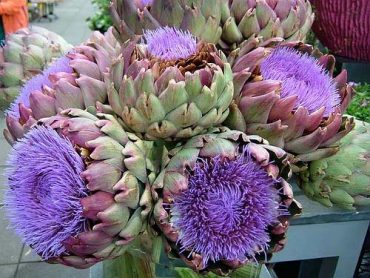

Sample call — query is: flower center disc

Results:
[172,152,279,264]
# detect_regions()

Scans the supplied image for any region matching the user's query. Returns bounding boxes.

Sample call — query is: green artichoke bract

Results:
[110,0,313,52]
[0,26,72,110]
[106,27,233,140]
[152,128,302,275]
[299,120,370,210]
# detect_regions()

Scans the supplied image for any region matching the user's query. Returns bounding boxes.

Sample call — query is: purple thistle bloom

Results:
[260,47,340,117]
[172,151,280,264]
[4,125,88,260]
[143,27,197,61]
[6,55,73,118]
[136,0,153,8]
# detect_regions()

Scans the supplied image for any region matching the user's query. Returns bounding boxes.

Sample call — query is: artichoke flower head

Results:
[226,42,354,165]
[106,26,234,140]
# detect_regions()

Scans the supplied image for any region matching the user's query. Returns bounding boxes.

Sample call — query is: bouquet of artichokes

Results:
[1,0,363,277]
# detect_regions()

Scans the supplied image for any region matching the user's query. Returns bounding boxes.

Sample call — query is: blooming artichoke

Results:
[110,0,313,52]
[0,26,72,110]
[151,128,301,275]
[299,120,370,210]
[225,42,354,164]
[3,28,120,145]
[106,27,233,140]
[5,109,154,268]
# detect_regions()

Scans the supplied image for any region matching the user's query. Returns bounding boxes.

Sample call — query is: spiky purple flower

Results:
[4,125,88,260]
[172,151,280,264]
[6,55,72,118]
[143,27,197,61]
[260,47,340,117]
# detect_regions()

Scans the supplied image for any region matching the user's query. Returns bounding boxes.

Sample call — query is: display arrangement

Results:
[0,0,367,277]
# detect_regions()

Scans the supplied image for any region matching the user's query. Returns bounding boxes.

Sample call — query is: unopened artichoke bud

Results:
[106,26,234,140]
[3,28,121,145]
[4,110,154,268]
[219,0,314,51]
[151,128,302,275]
[225,42,355,165]
[0,26,72,110]
[110,0,313,53]
[110,0,223,44]
[299,120,370,210]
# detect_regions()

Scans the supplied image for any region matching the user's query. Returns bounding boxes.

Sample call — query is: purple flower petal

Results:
[260,47,340,117]
[4,125,88,260]
[143,27,197,61]
[6,55,73,118]
[172,150,280,264]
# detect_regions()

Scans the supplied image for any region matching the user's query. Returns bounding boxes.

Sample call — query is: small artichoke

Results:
[106,27,233,140]
[151,128,301,275]
[110,0,313,52]
[0,26,72,110]
[4,28,120,145]
[5,109,154,268]
[299,120,370,210]
[225,42,355,164]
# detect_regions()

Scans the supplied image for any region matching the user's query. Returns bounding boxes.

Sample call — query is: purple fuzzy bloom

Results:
[172,150,280,265]
[136,0,153,8]
[260,47,340,117]
[4,125,88,260]
[6,55,73,118]
[143,27,197,61]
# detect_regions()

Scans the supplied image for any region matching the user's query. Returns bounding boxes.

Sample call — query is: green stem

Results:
[103,251,156,278]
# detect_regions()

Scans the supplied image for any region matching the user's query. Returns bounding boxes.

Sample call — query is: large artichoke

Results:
[4,28,120,145]
[225,42,354,165]
[105,27,233,140]
[152,128,301,275]
[5,109,154,268]
[299,120,370,210]
[110,0,313,51]
[0,26,72,110]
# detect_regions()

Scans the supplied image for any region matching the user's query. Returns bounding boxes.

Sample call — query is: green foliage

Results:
[87,0,113,33]
[346,83,370,122]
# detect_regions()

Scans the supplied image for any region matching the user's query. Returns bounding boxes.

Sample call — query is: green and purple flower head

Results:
[6,56,72,118]
[260,47,340,117]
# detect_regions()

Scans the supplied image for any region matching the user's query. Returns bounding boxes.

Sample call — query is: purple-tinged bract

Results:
[6,56,72,118]
[143,27,197,61]
[260,47,340,117]
[172,151,280,264]
[4,125,88,260]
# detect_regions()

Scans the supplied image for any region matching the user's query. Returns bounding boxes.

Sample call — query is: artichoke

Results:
[151,128,301,275]
[219,0,314,51]
[0,26,72,110]
[299,120,370,210]
[5,109,154,268]
[4,28,120,145]
[110,0,313,51]
[225,42,355,164]
[106,26,233,140]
